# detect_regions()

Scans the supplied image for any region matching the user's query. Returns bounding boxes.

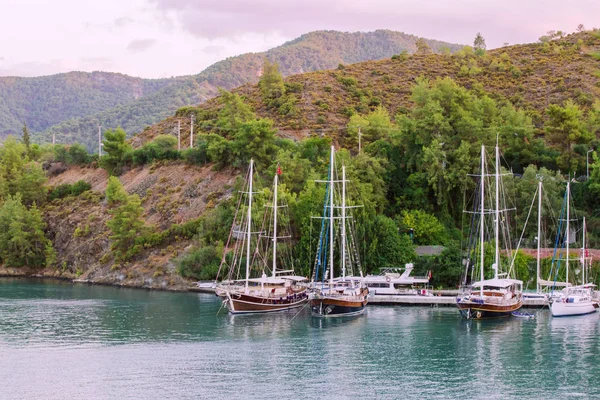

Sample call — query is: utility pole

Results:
[190,114,194,148]
[98,126,102,158]
[177,119,181,151]
[52,133,55,146]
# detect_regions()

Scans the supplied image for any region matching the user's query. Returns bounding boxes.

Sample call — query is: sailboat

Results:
[309,146,369,317]
[456,143,523,319]
[550,182,597,317]
[216,160,309,314]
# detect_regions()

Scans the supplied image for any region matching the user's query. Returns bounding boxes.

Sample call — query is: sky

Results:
[0,0,598,78]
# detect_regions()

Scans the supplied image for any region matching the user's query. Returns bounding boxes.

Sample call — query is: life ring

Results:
[386,276,391,283]
[476,311,482,319]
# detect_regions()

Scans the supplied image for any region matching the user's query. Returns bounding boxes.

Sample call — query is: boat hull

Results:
[310,288,369,317]
[551,300,597,317]
[456,298,523,319]
[225,291,308,314]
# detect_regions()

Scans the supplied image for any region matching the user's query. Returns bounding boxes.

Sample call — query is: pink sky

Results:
[0,0,597,78]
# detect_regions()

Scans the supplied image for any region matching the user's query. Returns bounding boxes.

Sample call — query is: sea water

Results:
[1,278,598,399]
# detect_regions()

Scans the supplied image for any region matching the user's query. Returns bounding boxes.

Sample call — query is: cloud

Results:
[114,17,135,27]
[201,45,224,54]
[148,0,599,48]
[126,39,157,53]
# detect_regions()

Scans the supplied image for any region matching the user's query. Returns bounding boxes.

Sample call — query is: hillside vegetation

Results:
[0,30,460,150]
[151,31,599,142]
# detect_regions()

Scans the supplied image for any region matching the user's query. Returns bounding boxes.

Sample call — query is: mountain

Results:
[0,72,180,137]
[138,31,600,145]
[0,30,462,149]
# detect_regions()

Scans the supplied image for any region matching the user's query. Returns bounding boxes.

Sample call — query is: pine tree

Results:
[415,38,432,55]
[474,33,486,55]
[258,59,285,103]
[0,194,54,267]
[22,123,31,156]
[106,177,145,261]
[100,127,131,176]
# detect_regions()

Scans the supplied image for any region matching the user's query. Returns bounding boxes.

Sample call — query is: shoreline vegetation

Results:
[0,30,599,291]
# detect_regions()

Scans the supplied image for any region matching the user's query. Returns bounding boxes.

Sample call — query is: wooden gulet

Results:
[217,160,309,314]
[310,146,368,318]
[456,143,523,319]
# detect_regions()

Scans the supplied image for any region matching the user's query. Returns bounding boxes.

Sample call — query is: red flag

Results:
[277,165,282,175]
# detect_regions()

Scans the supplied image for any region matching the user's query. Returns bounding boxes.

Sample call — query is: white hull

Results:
[551,300,597,317]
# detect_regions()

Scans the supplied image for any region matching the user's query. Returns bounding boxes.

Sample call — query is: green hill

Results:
[0,30,461,150]
[170,31,599,140]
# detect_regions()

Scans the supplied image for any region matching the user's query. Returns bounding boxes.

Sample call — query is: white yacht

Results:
[551,285,596,317]
[363,263,432,296]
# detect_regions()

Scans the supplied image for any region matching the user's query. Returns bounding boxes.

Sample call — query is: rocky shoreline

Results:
[0,267,197,292]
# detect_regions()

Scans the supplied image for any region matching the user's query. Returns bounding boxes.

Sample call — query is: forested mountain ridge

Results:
[0,30,461,149]
[0,72,179,136]
[141,30,600,145]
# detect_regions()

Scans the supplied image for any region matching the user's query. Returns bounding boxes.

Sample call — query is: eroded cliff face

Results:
[22,162,239,289]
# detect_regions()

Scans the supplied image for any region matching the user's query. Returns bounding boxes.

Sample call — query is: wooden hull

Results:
[226,291,308,314]
[456,297,523,319]
[310,288,369,317]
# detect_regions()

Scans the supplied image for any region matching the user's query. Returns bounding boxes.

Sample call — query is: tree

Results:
[232,118,277,169]
[473,32,486,55]
[399,210,448,245]
[0,135,47,205]
[364,215,415,272]
[415,38,432,55]
[0,194,55,267]
[216,90,256,135]
[258,59,285,103]
[545,100,591,172]
[100,127,132,176]
[22,123,32,157]
[105,177,145,261]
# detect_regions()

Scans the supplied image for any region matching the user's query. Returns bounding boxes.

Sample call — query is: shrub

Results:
[48,180,92,201]
[176,244,222,280]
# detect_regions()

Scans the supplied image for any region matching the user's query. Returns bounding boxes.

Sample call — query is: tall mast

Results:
[566,180,570,287]
[480,144,485,297]
[494,142,500,280]
[582,216,586,285]
[245,159,254,291]
[341,165,347,280]
[537,180,542,294]
[329,146,335,287]
[272,169,278,278]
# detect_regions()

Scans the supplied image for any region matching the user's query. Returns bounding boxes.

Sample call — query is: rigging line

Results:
[508,185,539,278]
[216,165,248,282]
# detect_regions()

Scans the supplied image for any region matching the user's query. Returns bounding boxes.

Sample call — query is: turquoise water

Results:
[1,278,599,399]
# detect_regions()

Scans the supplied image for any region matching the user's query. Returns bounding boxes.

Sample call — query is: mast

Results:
[537,180,542,294]
[494,142,500,280]
[480,144,485,297]
[582,216,586,285]
[329,146,335,287]
[341,165,346,280]
[566,180,570,288]
[245,159,254,291]
[272,169,278,278]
